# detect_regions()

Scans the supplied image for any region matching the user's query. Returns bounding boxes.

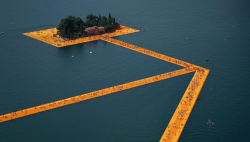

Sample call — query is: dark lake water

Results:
[0,0,250,141]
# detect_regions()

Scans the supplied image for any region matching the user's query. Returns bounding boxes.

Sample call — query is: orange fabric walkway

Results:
[101,36,195,68]
[0,68,193,123]
[159,69,209,142]
[2,28,210,142]
[100,36,210,142]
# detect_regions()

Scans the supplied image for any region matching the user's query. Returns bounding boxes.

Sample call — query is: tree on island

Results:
[57,14,120,39]
[57,16,87,39]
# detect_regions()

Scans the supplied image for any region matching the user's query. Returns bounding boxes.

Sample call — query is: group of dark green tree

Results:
[56,13,120,39]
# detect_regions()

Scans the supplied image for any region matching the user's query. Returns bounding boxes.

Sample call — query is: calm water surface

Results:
[0,0,250,141]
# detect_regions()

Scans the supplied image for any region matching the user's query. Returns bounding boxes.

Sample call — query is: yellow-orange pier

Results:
[0,26,210,142]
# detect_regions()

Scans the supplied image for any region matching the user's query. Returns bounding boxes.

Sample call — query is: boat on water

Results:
[72,55,74,58]
[0,32,3,35]
[90,51,92,53]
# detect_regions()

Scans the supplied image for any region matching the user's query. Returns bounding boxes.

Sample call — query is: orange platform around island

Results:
[22,25,140,47]
[1,26,210,142]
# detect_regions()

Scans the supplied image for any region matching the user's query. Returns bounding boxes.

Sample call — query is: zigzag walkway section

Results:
[100,36,210,142]
[7,29,209,142]
[0,68,193,123]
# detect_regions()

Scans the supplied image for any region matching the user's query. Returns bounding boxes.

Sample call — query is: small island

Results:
[23,14,140,47]
[56,13,120,39]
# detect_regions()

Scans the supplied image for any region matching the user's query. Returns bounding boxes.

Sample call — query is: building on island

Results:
[85,26,105,35]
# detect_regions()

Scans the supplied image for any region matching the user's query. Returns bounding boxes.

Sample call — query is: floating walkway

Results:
[100,36,210,142]
[0,68,194,123]
[160,69,209,142]
[1,27,210,142]
[101,36,193,68]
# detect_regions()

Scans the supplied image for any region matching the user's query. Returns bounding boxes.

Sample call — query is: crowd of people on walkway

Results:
[2,33,208,122]
[1,69,207,140]
[100,36,200,70]
[4,28,208,141]
[0,67,196,122]
[163,70,207,141]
